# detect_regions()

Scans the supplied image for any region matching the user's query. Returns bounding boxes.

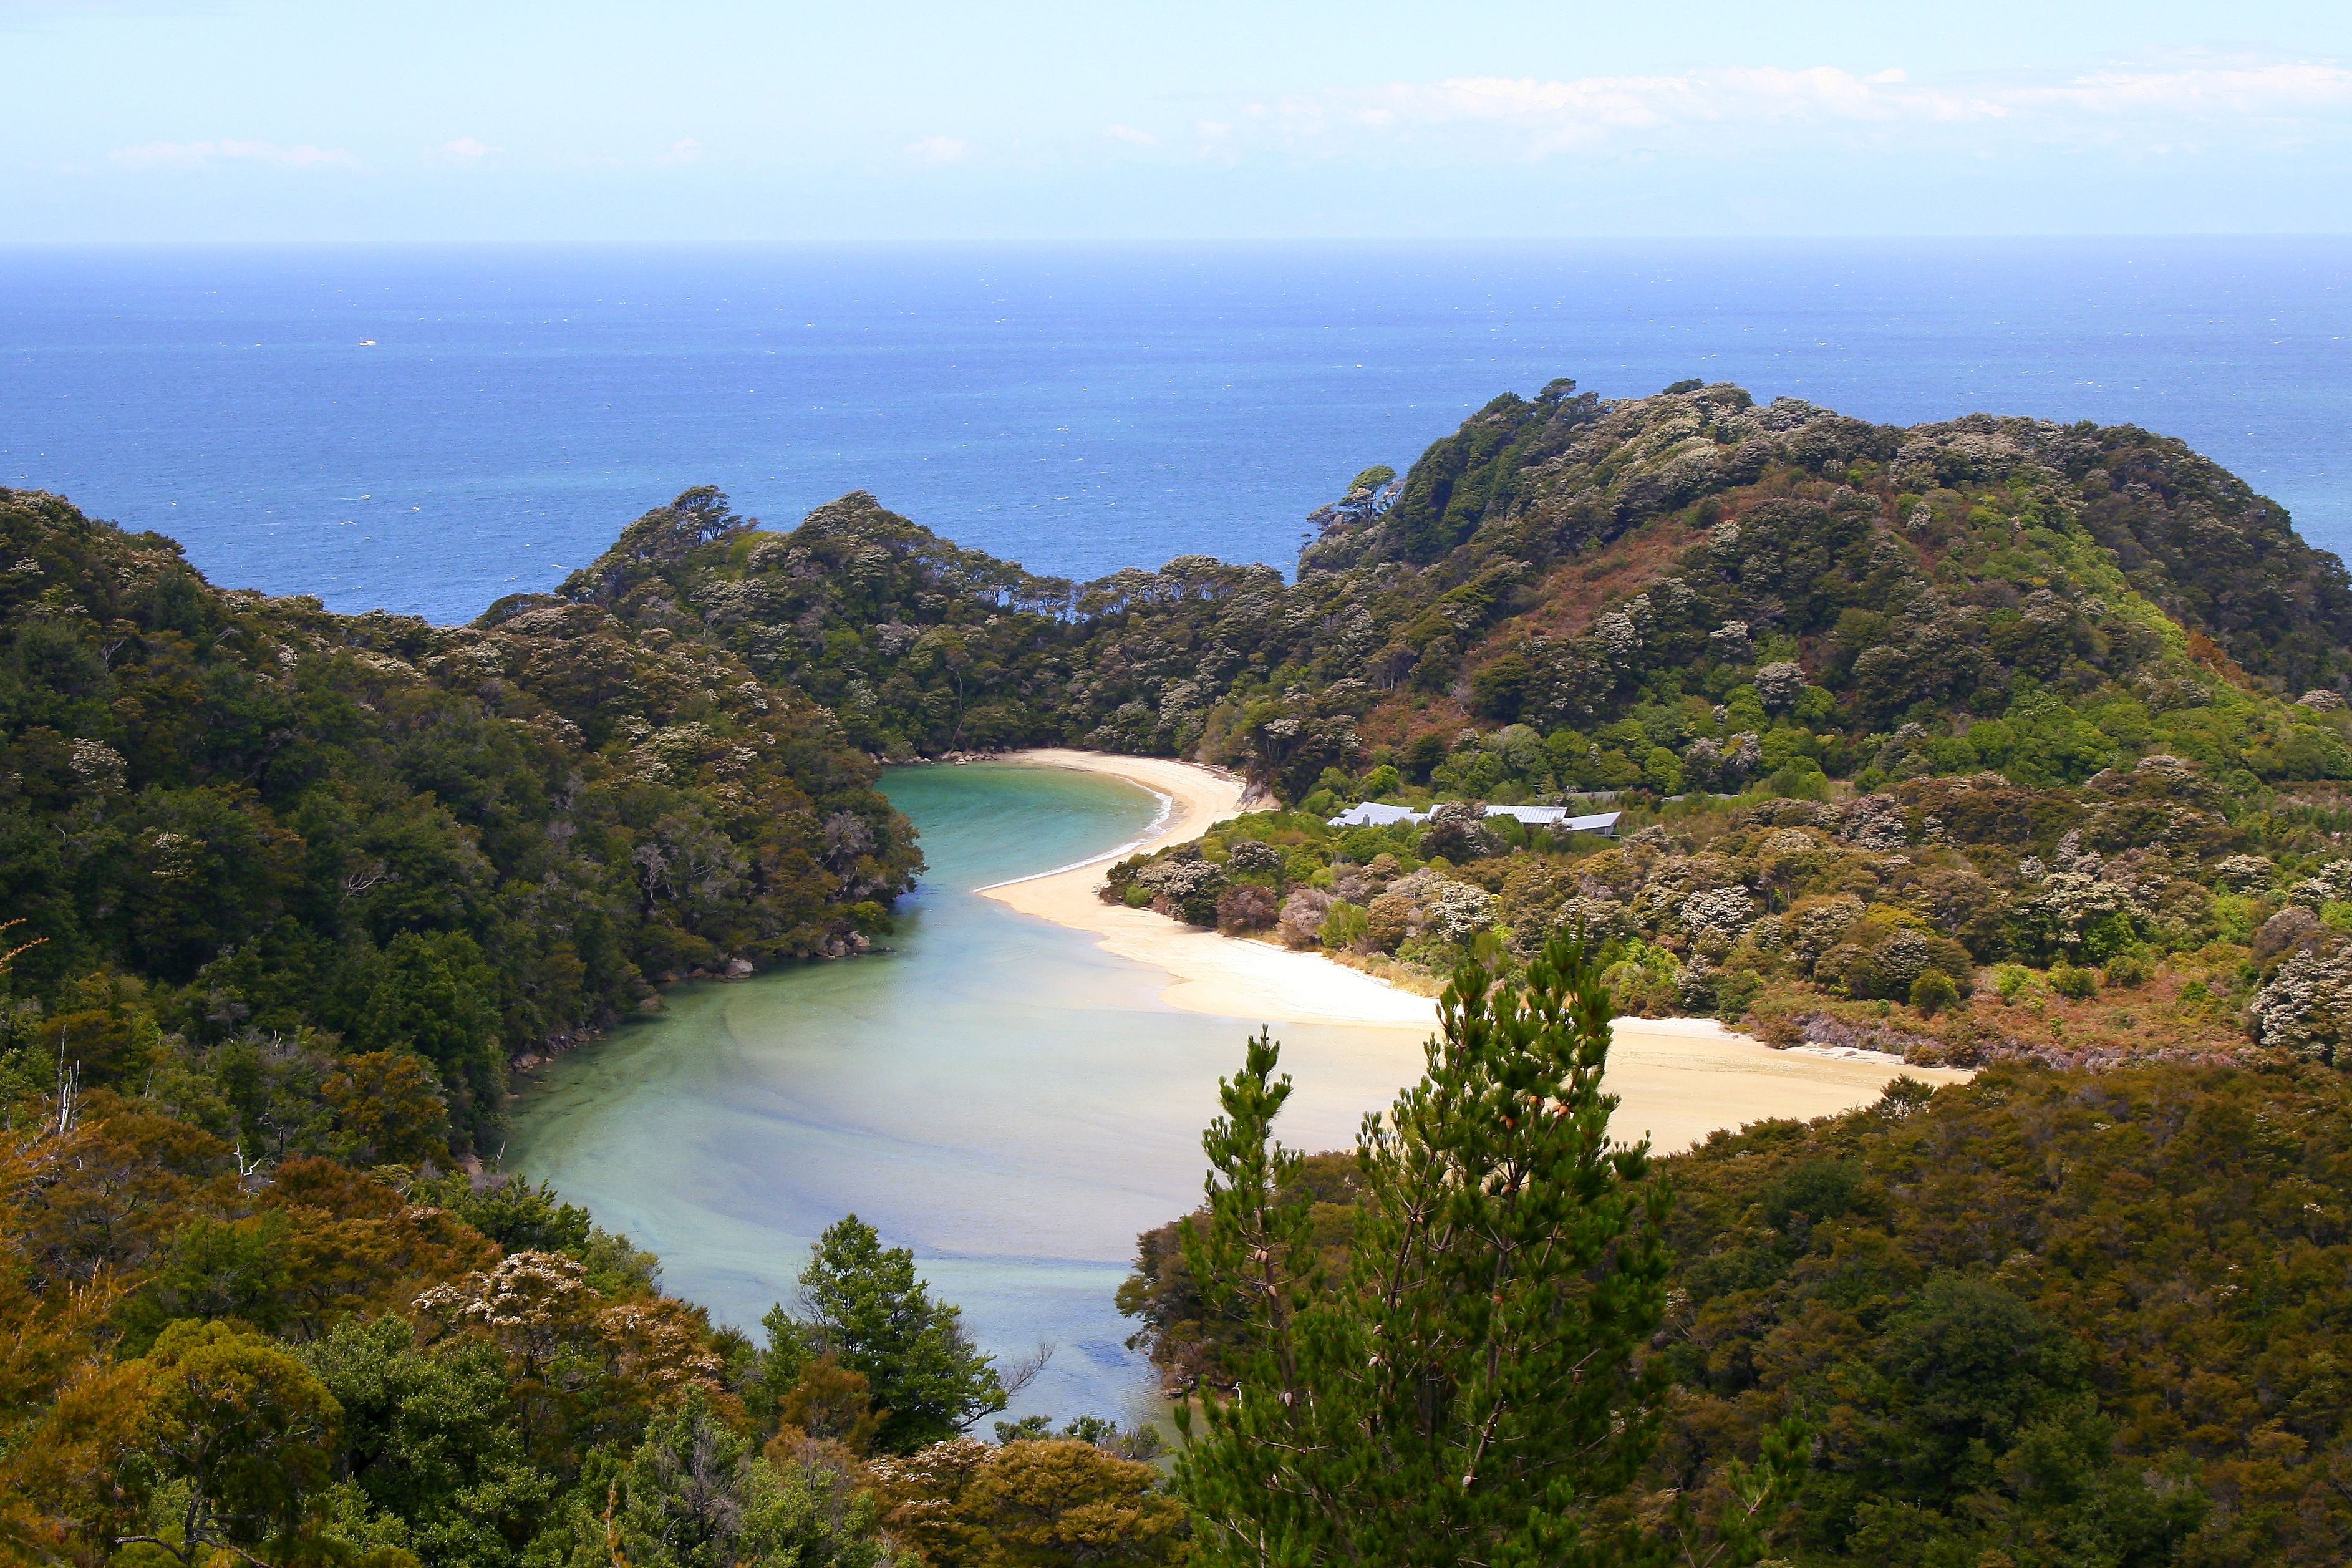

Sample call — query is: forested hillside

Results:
[0,485,918,1154]
[0,489,1194,1567]
[556,382,2352,1070]
[1121,1056,2352,1565]
[9,372,2352,1565]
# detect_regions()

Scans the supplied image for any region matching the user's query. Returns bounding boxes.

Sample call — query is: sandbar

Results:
[977,748,1432,1027]
[973,748,1972,1145]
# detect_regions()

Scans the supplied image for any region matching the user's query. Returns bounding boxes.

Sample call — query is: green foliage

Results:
[1653,1062,2352,1564]
[1136,1060,2352,1563]
[0,486,919,1155]
[1907,967,1961,1014]
[17,374,2352,1565]
[867,1436,1188,1566]
[304,1314,557,1568]
[1173,935,1798,1565]
[2048,961,2099,999]
[523,1388,895,1568]
[115,1319,346,1564]
[410,1172,595,1256]
[791,1214,1009,1453]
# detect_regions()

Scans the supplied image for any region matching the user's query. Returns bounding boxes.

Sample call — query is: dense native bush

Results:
[0,488,919,1154]
[0,1062,1163,1566]
[1100,747,2339,1066]
[1161,942,1801,1565]
[1124,1057,2352,1564]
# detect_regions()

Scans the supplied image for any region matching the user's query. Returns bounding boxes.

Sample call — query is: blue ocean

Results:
[3,240,2347,623]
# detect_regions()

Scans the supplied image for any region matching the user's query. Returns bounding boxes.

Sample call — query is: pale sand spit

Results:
[1604,1016,1971,1151]
[977,748,1435,1028]
[973,748,1972,1146]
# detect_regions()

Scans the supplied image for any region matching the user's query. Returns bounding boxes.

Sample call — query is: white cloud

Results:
[657,137,704,165]
[2017,62,2352,117]
[1106,123,1158,147]
[110,138,356,169]
[904,135,974,166]
[438,136,499,160]
[1216,57,2352,161]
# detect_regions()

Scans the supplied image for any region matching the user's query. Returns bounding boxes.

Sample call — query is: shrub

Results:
[2210,893,2259,944]
[1137,857,1226,926]
[1601,939,1681,1017]
[1419,802,1504,863]
[1713,966,1764,1024]
[1226,839,1285,878]
[1365,891,1416,954]
[2048,962,2099,1000]
[1216,883,1280,936]
[1319,901,1370,953]
[1837,929,1975,1002]
[2251,947,2352,1062]
[2212,854,2275,893]
[1993,963,2035,1003]
[1764,758,1830,800]
[1275,888,1332,949]
[1755,661,1806,709]
[1909,968,1962,1015]
[1421,881,1499,945]
[1681,886,1757,946]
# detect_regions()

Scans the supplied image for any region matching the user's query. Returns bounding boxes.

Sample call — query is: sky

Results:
[2,0,2350,240]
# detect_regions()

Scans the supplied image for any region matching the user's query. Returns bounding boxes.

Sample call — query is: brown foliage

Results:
[868,1436,1188,1566]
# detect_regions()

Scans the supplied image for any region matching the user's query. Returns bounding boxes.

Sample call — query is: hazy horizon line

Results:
[4,231,2350,248]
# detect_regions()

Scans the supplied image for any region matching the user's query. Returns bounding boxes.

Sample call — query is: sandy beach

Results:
[975,748,1972,1145]
[977,748,1433,1027]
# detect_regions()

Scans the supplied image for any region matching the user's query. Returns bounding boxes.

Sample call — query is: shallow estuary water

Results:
[505,762,1430,1426]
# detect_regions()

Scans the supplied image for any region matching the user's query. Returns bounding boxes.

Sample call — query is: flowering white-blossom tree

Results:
[2253,948,2352,1063]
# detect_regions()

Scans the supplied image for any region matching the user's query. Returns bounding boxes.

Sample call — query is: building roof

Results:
[1325,801,1621,836]
[1326,801,1422,827]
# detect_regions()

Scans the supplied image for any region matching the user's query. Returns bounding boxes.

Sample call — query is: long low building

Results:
[1328,801,1622,836]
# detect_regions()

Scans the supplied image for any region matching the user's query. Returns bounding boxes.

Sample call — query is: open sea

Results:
[2,240,2348,622]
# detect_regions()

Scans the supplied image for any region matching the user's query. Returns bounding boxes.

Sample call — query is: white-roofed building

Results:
[1326,801,1424,828]
[1484,804,1569,826]
[1326,801,1620,838]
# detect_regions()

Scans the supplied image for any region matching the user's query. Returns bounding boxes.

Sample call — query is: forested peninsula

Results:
[10,377,2352,1564]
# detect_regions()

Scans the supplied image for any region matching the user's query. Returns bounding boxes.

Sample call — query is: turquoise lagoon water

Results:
[505,762,1429,1427]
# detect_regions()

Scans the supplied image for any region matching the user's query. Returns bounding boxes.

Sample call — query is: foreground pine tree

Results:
[1174,931,1796,1566]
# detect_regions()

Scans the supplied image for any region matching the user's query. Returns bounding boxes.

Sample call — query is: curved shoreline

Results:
[978,748,1435,1027]
[969,748,1972,1145]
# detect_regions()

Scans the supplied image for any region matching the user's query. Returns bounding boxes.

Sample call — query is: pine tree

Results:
[1174,931,1792,1566]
